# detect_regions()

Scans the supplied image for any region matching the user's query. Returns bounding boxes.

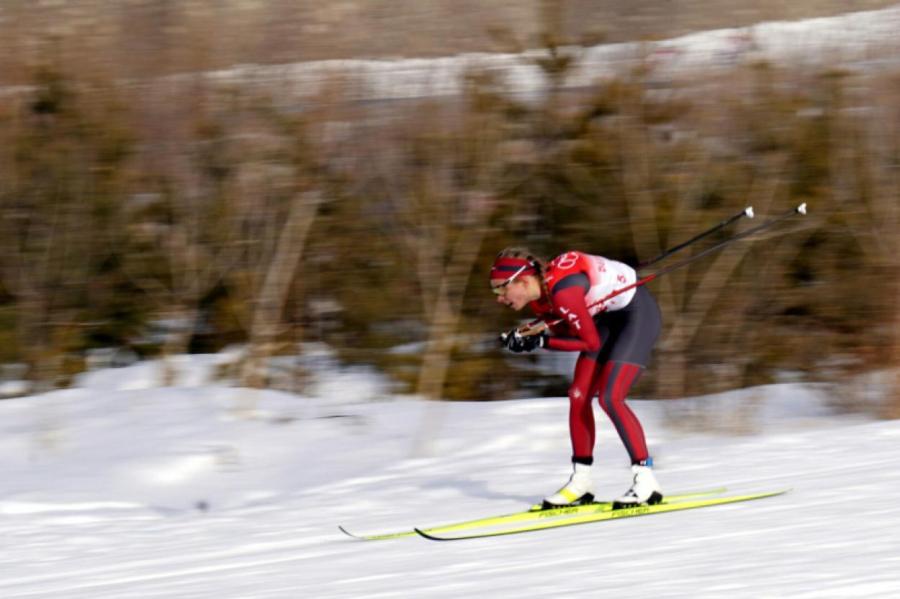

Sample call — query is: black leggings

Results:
[589,285,661,367]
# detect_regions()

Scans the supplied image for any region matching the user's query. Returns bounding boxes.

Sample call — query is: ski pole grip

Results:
[517,320,549,337]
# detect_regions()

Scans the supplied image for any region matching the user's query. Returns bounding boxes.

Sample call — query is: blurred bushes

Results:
[0,5,898,415]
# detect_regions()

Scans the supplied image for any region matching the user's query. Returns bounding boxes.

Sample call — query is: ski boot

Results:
[538,463,595,510]
[613,460,663,509]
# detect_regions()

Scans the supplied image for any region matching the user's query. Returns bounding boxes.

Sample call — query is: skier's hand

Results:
[503,330,547,353]
[499,328,516,347]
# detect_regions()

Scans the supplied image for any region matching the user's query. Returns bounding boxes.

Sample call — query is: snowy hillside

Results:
[1,355,898,598]
[212,4,900,102]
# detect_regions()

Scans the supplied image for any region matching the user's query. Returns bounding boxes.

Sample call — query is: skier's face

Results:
[491,278,531,311]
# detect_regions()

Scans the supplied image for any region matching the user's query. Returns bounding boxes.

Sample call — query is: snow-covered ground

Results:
[1,353,898,598]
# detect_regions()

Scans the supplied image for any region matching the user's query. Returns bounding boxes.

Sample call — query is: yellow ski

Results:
[338,487,727,541]
[414,489,789,541]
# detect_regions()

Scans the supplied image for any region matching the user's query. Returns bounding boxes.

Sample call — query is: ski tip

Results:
[338,525,363,540]
[415,527,458,541]
[744,206,755,218]
[413,527,440,541]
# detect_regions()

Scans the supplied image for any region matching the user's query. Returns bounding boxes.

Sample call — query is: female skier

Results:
[490,247,663,509]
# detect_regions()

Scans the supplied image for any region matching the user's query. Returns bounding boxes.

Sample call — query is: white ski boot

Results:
[613,463,663,509]
[540,463,595,510]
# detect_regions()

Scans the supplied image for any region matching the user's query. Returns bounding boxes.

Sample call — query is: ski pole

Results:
[638,206,754,268]
[636,202,806,284]
[516,203,807,336]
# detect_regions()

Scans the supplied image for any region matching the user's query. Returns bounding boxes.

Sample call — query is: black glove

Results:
[499,328,517,347]
[502,330,548,353]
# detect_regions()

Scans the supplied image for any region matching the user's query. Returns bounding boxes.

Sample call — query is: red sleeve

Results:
[544,285,602,353]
